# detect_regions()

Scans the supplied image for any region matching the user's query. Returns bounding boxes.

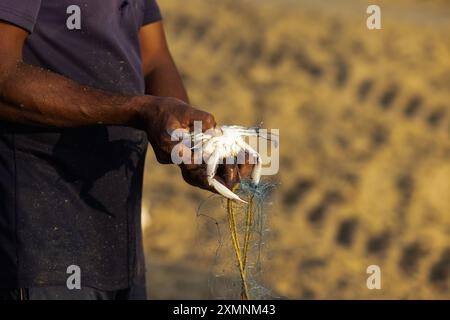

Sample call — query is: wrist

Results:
[125,95,159,130]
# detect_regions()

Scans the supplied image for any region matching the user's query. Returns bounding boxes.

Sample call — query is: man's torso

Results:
[0,0,161,291]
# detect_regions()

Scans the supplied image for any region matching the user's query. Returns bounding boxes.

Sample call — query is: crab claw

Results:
[251,154,262,185]
[208,177,248,204]
[206,149,247,203]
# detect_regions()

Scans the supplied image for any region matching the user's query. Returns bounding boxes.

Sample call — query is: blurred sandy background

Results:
[142,0,450,299]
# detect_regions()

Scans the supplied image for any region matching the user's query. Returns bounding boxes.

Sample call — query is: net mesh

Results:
[196,179,278,300]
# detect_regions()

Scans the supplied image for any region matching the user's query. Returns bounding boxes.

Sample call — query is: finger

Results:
[238,162,254,180]
[171,143,195,165]
[160,116,182,152]
[166,127,190,142]
[221,163,239,190]
[237,151,254,180]
[180,164,214,192]
[188,108,216,131]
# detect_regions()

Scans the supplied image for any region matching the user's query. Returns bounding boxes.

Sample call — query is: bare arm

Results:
[0,22,147,128]
[139,22,252,189]
[0,21,218,191]
[140,22,189,103]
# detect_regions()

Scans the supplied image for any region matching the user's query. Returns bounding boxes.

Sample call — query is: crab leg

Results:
[251,154,262,185]
[206,150,247,203]
[210,179,247,204]
[237,140,262,185]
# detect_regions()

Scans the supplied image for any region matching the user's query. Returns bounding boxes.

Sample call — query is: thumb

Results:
[188,108,216,132]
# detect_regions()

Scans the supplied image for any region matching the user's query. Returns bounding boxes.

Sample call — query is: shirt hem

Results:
[0,5,36,33]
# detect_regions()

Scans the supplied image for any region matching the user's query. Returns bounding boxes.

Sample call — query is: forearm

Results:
[0,61,149,128]
[144,58,189,103]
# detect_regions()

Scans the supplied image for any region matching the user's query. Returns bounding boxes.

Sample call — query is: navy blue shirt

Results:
[0,0,161,290]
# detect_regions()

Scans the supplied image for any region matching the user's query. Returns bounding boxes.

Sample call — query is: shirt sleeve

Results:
[142,0,162,26]
[0,0,42,33]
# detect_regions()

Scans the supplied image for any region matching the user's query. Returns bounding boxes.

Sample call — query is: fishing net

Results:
[196,179,278,300]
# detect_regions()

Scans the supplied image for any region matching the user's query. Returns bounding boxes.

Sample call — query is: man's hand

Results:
[137,96,253,193]
[138,96,216,164]
[0,21,250,195]
[139,22,254,194]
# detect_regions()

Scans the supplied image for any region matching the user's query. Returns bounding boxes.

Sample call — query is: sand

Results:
[142,0,450,299]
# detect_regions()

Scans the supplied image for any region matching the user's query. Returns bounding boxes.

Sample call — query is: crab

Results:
[191,125,272,203]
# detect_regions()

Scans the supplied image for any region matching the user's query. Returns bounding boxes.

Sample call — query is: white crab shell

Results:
[191,126,263,203]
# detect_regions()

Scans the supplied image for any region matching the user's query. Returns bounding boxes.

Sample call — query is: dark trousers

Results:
[0,285,147,300]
